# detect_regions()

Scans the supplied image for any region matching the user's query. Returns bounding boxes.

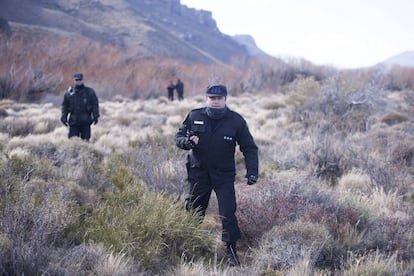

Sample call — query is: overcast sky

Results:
[180,0,414,69]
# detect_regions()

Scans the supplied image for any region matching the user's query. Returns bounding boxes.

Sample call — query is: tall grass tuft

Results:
[0,154,78,275]
[85,167,215,273]
[44,243,143,275]
[342,251,402,275]
[251,220,330,273]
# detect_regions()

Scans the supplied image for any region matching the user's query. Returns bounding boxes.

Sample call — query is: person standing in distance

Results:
[61,73,100,141]
[176,78,184,101]
[175,84,259,266]
[167,80,175,101]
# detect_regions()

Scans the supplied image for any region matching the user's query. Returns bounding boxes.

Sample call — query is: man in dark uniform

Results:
[167,80,175,101]
[61,73,100,141]
[175,84,259,266]
[176,79,184,101]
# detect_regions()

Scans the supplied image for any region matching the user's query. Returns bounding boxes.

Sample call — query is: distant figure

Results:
[176,79,184,101]
[61,73,100,141]
[167,80,175,101]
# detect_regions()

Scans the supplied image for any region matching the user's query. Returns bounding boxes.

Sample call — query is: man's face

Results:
[206,96,226,109]
[74,78,83,85]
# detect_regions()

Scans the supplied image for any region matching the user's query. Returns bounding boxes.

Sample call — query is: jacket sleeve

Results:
[175,113,192,150]
[90,89,100,119]
[237,121,259,177]
[61,92,70,119]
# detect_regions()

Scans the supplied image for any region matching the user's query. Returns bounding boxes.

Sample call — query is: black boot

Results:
[226,242,240,266]
[184,198,190,211]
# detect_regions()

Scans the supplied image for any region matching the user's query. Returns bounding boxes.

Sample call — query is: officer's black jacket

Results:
[61,84,99,126]
[176,107,258,177]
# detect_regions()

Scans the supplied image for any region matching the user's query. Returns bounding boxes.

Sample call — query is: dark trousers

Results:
[187,168,241,243]
[177,91,183,101]
[168,91,174,101]
[68,124,91,141]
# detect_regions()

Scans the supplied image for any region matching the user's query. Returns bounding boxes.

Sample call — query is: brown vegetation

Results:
[1,30,337,104]
[1,30,414,275]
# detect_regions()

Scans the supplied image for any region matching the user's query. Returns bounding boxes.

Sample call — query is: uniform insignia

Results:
[194,120,204,125]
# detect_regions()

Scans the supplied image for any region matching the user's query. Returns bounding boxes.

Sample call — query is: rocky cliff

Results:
[1,0,265,63]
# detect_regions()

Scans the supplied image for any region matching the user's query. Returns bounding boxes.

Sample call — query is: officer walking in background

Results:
[167,80,175,101]
[61,73,100,141]
[175,84,259,266]
[176,78,184,101]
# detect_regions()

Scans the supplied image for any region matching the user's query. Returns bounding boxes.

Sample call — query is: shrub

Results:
[0,159,78,275]
[341,129,412,194]
[237,178,366,247]
[84,170,215,272]
[0,117,35,137]
[262,98,286,110]
[389,142,414,168]
[311,128,344,186]
[285,76,321,107]
[237,177,374,270]
[361,216,414,261]
[337,169,373,196]
[342,251,402,276]
[44,243,142,275]
[380,111,408,126]
[172,258,243,276]
[121,134,188,196]
[251,220,331,272]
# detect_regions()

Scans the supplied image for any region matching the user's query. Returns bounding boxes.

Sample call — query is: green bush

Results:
[84,169,214,272]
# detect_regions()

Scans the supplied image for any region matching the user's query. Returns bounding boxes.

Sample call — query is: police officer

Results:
[61,73,100,141]
[167,80,175,101]
[176,79,184,101]
[175,84,259,266]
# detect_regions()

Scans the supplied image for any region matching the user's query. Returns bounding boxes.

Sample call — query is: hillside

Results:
[382,51,414,68]
[0,0,265,64]
[232,34,268,56]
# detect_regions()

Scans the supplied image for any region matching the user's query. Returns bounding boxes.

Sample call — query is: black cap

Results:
[73,73,83,80]
[206,84,227,97]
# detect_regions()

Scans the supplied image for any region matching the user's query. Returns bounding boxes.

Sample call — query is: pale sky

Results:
[180,0,414,68]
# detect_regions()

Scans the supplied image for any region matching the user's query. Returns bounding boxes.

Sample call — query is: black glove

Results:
[93,117,98,125]
[184,138,196,149]
[246,175,258,185]
[60,116,68,126]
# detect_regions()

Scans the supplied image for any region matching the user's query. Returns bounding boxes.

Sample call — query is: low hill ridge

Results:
[1,0,266,63]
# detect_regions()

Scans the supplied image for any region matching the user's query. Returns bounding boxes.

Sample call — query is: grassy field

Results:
[1,74,414,275]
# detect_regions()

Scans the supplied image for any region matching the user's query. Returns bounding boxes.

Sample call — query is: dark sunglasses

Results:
[75,79,82,81]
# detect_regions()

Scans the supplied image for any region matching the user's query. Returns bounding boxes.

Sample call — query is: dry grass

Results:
[337,169,373,196]
[1,68,414,274]
[342,251,401,275]
[44,243,143,275]
[251,220,330,272]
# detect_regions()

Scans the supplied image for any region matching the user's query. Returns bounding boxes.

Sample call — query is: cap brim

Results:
[206,93,225,96]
